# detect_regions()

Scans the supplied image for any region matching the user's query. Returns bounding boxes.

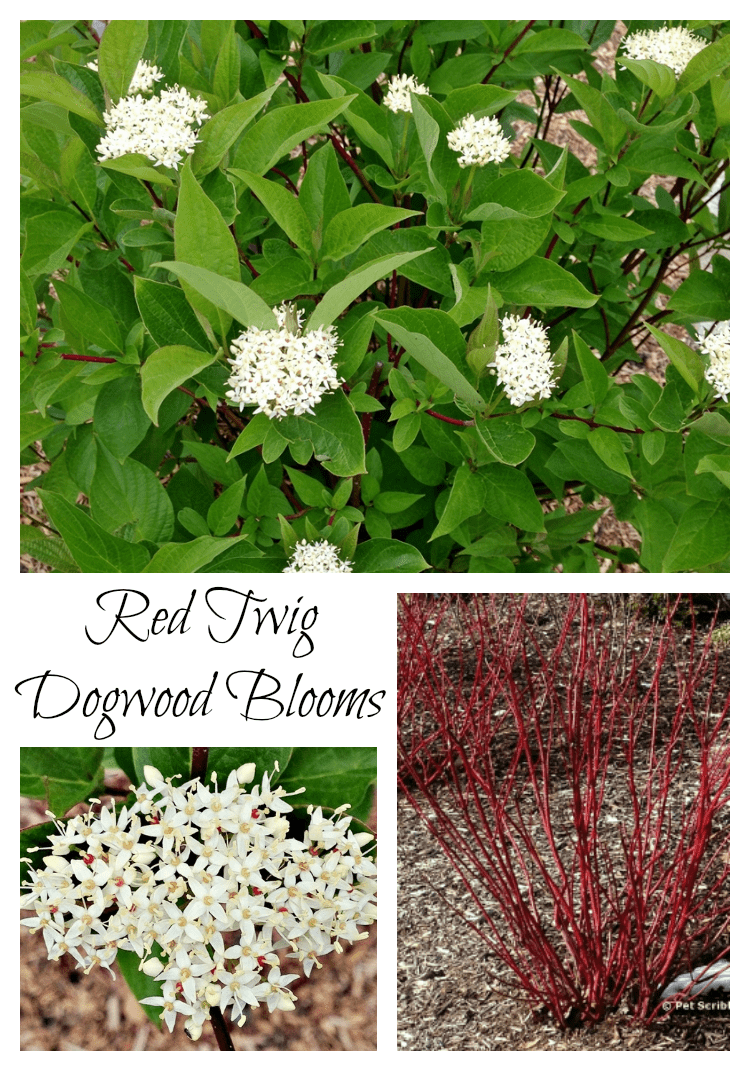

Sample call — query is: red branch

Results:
[398,594,729,1028]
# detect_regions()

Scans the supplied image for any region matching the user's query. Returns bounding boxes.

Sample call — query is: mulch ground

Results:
[397,594,729,1051]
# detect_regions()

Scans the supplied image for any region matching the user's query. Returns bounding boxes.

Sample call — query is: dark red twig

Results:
[398,594,729,1028]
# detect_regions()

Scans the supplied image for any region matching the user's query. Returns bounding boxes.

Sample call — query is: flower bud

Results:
[203,982,221,1006]
[185,1019,203,1040]
[143,765,163,788]
[236,762,256,785]
[141,957,163,978]
[42,855,70,872]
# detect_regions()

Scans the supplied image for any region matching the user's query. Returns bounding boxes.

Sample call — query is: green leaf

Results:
[55,281,124,355]
[392,412,422,453]
[90,445,175,543]
[375,310,484,410]
[354,538,429,572]
[98,20,149,103]
[490,257,599,309]
[618,57,675,98]
[669,269,729,323]
[280,747,376,819]
[474,416,536,465]
[21,411,59,451]
[469,169,565,221]
[141,536,244,573]
[135,277,212,351]
[322,204,419,261]
[430,465,485,540]
[20,70,105,127]
[229,169,314,255]
[579,215,654,242]
[373,491,424,514]
[588,427,632,479]
[99,153,176,187]
[443,84,517,122]
[207,476,247,536]
[555,70,627,154]
[276,390,366,477]
[38,490,151,572]
[173,165,241,337]
[298,141,351,243]
[482,465,545,532]
[192,86,277,176]
[20,526,79,572]
[677,33,730,95]
[20,748,104,815]
[573,332,609,407]
[695,453,729,490]
[307,249,431,331]
[141,345,218,425]
[227,413,272,460]
[305,21,377,55]
[662,500,729,571]
[233,97,355,175]
[94,375,151,458]
[643,324,705,395]
[20,820,56,892]
[155,261,276,330]
[318,73,395,169]
[285,468,330,507]
[21,210,92,278]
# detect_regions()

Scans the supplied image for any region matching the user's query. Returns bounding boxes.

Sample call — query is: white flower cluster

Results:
[621,25,706,77]
[88,58,164,95]
[21,764,376,1039]
[487,314,558,407]
[225,305,342,419]
[96,85,208,170]
[698,321,730,401]
[282,539,353,573]
[383,73,429,113]
[446,113,513,168]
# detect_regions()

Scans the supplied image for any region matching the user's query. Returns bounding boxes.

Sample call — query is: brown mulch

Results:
[20,792,377,1051]
[397,594,729,1051]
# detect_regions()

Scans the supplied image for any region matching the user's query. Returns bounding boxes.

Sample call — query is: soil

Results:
[20,790,377,1051]
[397,594,729,1051]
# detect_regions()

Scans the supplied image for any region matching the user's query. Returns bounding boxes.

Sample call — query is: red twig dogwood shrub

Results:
[398,594,729,1028]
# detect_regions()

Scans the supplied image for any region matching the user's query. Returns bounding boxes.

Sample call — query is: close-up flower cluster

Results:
[699,320,730,402]
[225,305,342,419]
[21,764,377,1040]
[282,539,353,573]
[487,314,558,407]
[446,113,514,168]
[621,25,706,76]
[382,73,429,113]
[96,84,208,169]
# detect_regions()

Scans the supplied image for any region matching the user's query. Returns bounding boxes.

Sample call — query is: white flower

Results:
[21,764,376,1039]
[621,25,706,77]
[383,73,429,113]
[96,84,208,170]
[225,305,341,419]
[487,314,558,408]
[446,113,513,168]
[282,539,353,574]
[88,58,164,95]
[698,321,730,401]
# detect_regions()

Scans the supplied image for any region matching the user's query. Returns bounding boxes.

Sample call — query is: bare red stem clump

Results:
[398,594,729,1028]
